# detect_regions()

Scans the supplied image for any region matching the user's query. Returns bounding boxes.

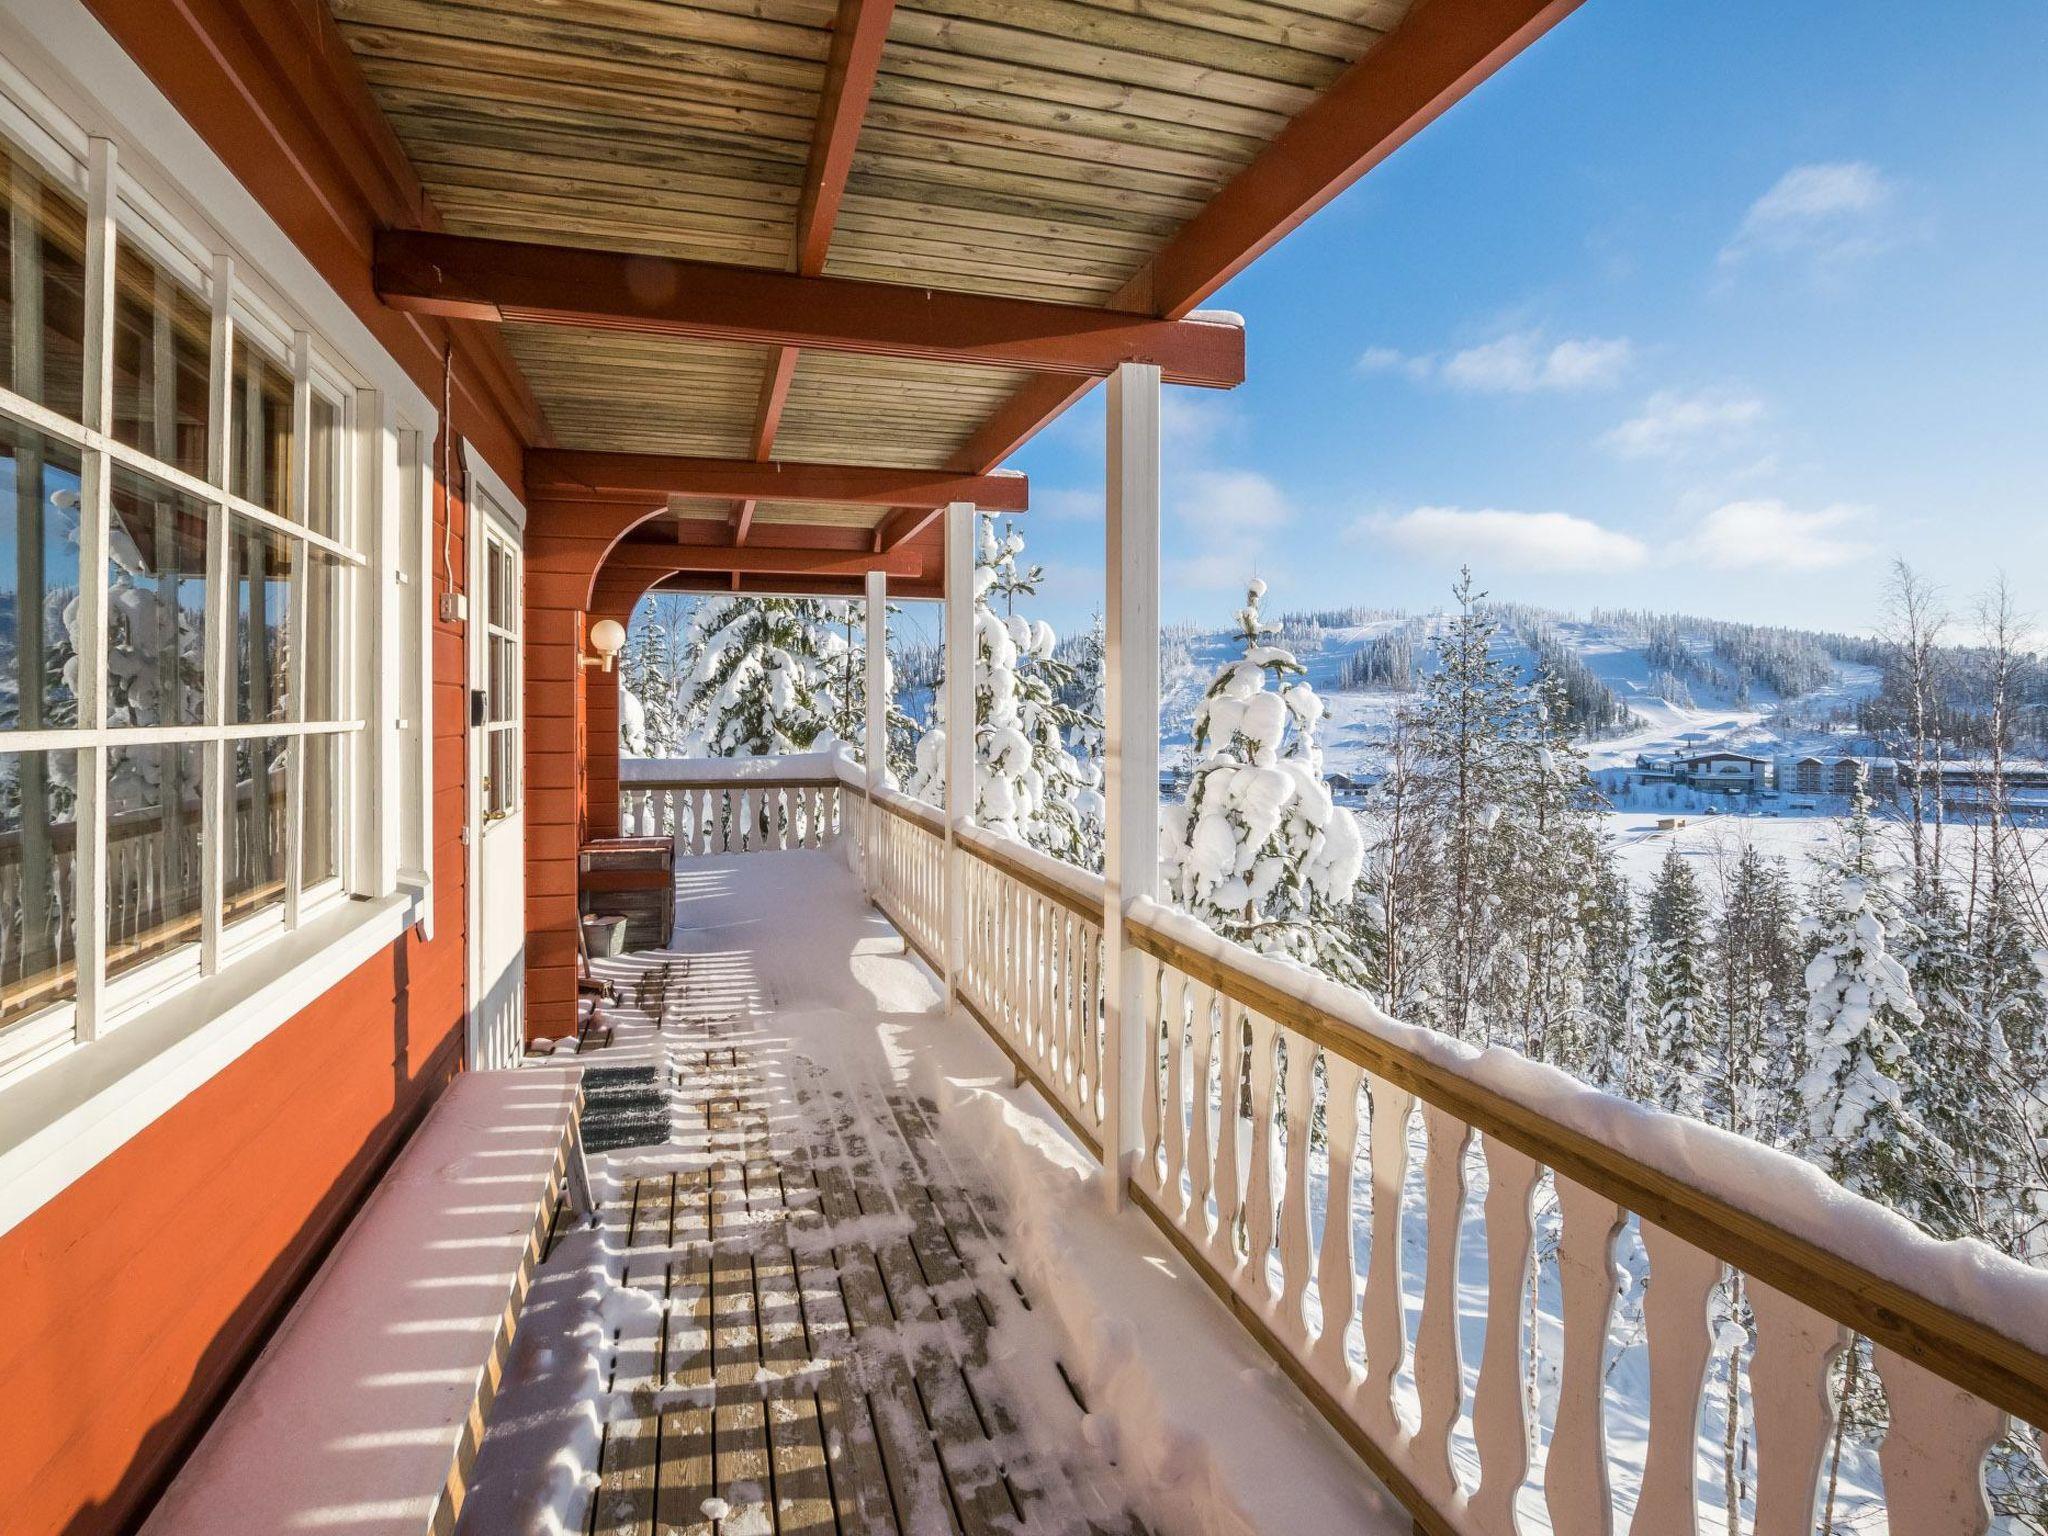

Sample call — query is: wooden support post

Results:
[940,501,975,1006]
[863,567,886,887]
[1101,362,1161,1210]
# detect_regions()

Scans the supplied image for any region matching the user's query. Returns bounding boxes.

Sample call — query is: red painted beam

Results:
[375,230,1245,387]
[796,0,896,277]
[950,0,1582,471]
[600,542,922,578]
[751,347,798,461]
[527,450,1028,511]
[874,504,943,552]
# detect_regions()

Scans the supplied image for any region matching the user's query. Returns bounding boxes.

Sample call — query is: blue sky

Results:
[991,0,2048,642]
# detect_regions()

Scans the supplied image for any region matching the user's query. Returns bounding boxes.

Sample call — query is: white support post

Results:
[1101,362,1161,1209]
[940,501,976,1007]
[863,567,886,887]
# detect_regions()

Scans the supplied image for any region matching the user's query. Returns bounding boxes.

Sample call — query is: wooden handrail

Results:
[867,784,945,838]
[954,825,1103,925]
[622,776,839,793]
[1121,900,2048,1429]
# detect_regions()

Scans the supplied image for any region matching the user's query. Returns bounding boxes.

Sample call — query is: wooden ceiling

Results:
[328,0,1578,594]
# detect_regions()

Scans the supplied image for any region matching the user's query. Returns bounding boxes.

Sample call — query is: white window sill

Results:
[0,886,426,1238]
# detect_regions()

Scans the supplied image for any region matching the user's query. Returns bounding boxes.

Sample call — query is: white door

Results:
[467,487,526,1069]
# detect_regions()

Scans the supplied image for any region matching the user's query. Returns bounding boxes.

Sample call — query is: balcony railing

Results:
[630,754,2048,1534]
[619,756,849,856]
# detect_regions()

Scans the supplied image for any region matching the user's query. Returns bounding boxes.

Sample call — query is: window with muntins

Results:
[0,124,368,1081]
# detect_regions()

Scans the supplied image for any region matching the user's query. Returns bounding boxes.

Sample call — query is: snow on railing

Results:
[619,753,851,856]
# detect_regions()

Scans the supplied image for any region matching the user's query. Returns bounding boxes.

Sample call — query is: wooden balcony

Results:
[566,755,2048,1536]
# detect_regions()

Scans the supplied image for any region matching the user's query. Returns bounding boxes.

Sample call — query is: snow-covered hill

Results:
[1156,607,1885,782]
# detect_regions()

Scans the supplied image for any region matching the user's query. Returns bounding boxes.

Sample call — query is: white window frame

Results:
[0,0,447,1238]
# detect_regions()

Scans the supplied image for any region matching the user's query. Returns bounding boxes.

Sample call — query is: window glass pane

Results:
[0,144,87,422]
[303,546,344,724]
[308,392,341,540]
[0,748,77,1026]
[229,513,293,724]
[488,727,515,820]
[223,734,285,920]
[107,465,207,727]
[228,333,292,512]
[105,739,201,976]
[111,238,210,480]
[0,420,82,731]
[303,730,338,889]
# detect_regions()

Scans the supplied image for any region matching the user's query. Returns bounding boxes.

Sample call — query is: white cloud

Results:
[1675,500,1872,571]
[1360,329,1631,392]
[1439,330,1634,393]
[1720,161,1896,270]
[1035,487,1101,520]
[1602,388,1765,460]
[1167,467,1292,590]
[1365,506,1648,574]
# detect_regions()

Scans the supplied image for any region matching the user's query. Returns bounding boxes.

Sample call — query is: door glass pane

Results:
[228,333,292,512]
[0,420,82,732]
[229,513,293,724]
[107,464,207,727]
[105,739,202,975]
[303,546,343,724]
[488,727,515,820]
[307,392,341,540]
[223,734,285,920]
[0,748,77,1026]
[111,238,210,479]
[0,144,87,422]
[303,730,338,888]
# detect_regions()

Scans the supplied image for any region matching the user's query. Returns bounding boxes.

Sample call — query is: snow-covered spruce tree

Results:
[1486,664,1612,1069]
[1640,847,1714,1119]
[1400,570,1527,1041]
[1797,804,1968,1237]
[671,595,852,757]
[1712,846,1802,1143]
[909,516,1101,864]
[620,595,693,757]
[1160,579,1366,983]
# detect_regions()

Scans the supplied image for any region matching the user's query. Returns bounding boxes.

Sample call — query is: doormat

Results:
[579,1064,673,1154]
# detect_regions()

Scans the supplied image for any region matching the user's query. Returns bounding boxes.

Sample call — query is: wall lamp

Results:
[583,617,627,672]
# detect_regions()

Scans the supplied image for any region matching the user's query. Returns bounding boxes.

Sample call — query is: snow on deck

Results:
[463,851,1406,1536]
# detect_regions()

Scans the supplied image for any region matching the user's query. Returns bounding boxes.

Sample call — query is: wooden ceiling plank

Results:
[375,229,1246,386]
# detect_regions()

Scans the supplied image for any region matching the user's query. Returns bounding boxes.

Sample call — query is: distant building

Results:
[1780,755,1827,795]
[1829,756,1897,796]
[1674,750,1773,794]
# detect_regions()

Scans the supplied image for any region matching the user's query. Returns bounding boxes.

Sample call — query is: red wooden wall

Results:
[0,5,533,1533]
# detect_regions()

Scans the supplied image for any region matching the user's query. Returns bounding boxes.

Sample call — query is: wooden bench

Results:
[141,1065,584,1536]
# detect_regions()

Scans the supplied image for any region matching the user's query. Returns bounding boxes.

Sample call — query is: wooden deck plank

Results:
[591,1177,672,1536]
[657,1167,717,1536]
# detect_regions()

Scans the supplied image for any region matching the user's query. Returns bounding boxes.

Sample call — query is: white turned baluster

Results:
[1163,968,1190,1207]
[1275,1034,1318,1339]
[1632,1224,1725,1536]
[1312,1054,1365,1391]
[1745,1279,1847,1536]
[1359,1074,1415,1443]
[1137,951,1163,1192]
[1873,1346,2004,1536]
[1545,1175,1625,1536]
[1187,981,1218,1237]
[1414,1105,1472,1508]
[1469,1139,1540,1536]
[1241,1011,1280,1299]
[1213,1004,1246,1272]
